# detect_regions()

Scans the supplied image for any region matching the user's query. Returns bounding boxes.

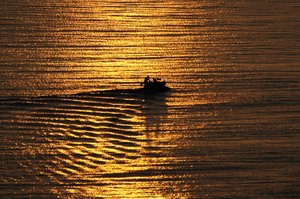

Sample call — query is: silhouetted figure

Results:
[144,76,150,83]
[153,78,157,82]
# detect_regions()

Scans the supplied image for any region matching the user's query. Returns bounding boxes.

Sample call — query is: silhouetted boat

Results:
[141,78,170,92]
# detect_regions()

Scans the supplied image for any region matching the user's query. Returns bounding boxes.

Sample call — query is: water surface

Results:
[0,0,300,198]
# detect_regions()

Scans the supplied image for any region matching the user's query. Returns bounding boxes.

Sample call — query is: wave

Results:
[0,88,169,193]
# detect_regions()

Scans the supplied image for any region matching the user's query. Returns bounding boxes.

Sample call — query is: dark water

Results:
[0,0,300,198]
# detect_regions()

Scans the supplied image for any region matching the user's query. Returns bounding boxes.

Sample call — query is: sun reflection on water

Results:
[2,0,228,198]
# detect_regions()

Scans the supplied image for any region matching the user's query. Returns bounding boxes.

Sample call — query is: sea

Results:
[0,0,299,198]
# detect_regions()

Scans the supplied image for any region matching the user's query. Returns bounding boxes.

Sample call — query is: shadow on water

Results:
[141,92,169,140]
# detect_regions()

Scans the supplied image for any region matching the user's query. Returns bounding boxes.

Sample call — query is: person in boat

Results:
[144,76,150,83]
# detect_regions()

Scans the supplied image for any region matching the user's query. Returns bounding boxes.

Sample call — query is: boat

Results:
[141,77,170,92]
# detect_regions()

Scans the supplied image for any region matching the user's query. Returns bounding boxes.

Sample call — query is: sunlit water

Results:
[0,0,300,198]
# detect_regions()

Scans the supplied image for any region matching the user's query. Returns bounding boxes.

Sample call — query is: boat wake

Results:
[0,89,170,197]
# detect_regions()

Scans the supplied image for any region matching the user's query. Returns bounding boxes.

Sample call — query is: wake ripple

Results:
[0,89,168,192]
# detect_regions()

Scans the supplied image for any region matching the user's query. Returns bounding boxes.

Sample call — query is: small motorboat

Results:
[141,76,170,92]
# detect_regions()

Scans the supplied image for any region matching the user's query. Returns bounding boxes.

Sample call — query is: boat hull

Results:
[143,82,170,92]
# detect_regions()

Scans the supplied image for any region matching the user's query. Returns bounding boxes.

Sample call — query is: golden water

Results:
[0,0,299,198]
